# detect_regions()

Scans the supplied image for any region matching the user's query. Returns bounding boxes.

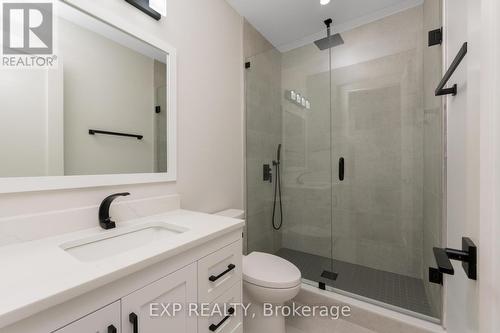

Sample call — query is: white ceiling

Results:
[226,0,423,52]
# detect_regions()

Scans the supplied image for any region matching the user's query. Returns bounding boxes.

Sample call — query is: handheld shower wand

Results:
[272,144,283,230]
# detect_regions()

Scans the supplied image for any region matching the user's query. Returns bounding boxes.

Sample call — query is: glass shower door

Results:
[328,2,444,319]
[329,52,432,312]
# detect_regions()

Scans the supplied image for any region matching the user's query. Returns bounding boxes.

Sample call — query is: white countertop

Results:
[0,209,244,328]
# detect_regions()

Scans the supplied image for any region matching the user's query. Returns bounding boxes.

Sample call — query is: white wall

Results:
[479,0,500,332]
[443,0,481,331]
[0,0,244,241]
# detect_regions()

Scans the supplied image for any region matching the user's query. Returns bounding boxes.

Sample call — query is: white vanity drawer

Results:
[52,301,120,333]
[198,239,242,303]
[198,281,243,333]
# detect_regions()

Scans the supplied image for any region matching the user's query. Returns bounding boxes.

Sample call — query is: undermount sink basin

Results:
[60,222,188,262]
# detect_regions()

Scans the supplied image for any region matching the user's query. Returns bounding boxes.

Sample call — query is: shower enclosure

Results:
[245,1,444,321]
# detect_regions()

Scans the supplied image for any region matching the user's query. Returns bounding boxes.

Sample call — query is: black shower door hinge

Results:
[428,28,443,47]
[245,62,251,69]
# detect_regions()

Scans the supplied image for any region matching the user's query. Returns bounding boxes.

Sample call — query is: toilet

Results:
[215,209,302,333]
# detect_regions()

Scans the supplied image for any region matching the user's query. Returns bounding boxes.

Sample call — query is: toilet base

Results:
[244,291,286,333]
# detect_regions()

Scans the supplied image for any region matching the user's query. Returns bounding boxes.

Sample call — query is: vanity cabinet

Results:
[52,301,120,333]
[3,233,243,333]
[121,263,197,333]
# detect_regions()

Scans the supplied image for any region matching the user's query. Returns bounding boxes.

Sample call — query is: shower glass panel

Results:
[277,38,335,288]
[245,47,286,255]
[245,45,333,263]
[245,0,443,322]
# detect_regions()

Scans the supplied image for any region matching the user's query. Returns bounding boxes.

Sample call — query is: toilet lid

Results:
[243,252,301,289]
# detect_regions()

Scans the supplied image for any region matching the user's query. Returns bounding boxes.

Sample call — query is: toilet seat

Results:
[243,252,301,289]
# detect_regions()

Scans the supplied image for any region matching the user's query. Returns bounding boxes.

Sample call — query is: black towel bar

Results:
[89,129,143,140]
[435,42,468,96]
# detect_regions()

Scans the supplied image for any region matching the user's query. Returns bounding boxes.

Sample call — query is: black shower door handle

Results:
[339,157,344,181]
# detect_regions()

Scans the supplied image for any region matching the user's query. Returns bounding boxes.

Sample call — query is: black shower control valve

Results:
[263,164,272,183]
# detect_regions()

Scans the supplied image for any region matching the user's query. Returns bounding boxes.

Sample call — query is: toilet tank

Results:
[214,209,245,219]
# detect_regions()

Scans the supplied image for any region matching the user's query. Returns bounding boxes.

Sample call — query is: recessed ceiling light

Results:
[320,0,331,5]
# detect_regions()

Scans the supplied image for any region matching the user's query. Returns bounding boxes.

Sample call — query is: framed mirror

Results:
[0,0,177,193]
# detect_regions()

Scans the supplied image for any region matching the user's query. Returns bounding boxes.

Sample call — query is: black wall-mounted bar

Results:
[435,42,468,96]
[433,247,455,274]
[124,0,161,20]
[430,237,477,283]
[89,129,143,140]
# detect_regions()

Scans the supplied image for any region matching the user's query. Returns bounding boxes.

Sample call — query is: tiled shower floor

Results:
[275,248,436,318]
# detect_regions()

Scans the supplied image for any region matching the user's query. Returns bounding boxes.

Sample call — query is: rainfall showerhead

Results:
[314,34,344,50]
[314,18,344,50]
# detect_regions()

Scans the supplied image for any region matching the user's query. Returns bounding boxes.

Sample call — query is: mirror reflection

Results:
[0,1,168,177]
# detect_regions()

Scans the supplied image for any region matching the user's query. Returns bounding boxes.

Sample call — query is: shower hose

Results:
[272,159,283,230]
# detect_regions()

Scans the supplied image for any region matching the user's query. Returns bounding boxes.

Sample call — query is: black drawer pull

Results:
[107,325,117,333]
[129,312,138,333]
[209,264,236,282]
[209,307,235,332]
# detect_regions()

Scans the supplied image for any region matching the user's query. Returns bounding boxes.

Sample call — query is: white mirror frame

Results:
[0,1,177,193]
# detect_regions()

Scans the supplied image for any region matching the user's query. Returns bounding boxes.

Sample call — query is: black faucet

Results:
[99,192,130,230]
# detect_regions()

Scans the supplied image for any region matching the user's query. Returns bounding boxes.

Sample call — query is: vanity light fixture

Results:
[285,90,311,110]
[125,0,161,20]
[320,0,331,5]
